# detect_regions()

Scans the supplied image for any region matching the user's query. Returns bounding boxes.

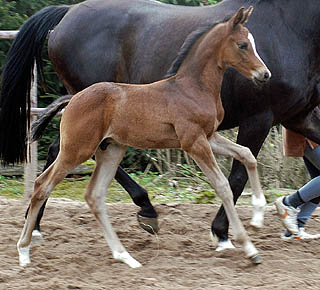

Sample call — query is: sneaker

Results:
[275,196,299,235]
[281,227,320,241]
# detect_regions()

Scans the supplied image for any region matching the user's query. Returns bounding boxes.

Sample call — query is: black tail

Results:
[0,5,70,165]
[31,95,72,142]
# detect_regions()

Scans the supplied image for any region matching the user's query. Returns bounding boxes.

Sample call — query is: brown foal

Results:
[18,7,271,268]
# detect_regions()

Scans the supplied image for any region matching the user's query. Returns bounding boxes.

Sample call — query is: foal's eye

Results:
[238,42,248,50]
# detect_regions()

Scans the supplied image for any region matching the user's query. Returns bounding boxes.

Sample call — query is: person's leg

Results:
[298,157,320,227]
[297,201,319,227]
[279,143,320,237]
[295,145,320,225]
[304,143,320,172]
[282,145,320,207]
[303,156,320,179]
[300,144,320,217]
[279,175,320,225]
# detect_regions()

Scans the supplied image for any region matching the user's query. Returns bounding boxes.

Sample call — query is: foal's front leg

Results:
[85,144,141,268]
[209,133,266,229]
[183,134,261,263]
[212,116,272,248]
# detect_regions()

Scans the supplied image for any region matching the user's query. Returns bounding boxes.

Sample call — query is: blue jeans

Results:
[296,143,320,226]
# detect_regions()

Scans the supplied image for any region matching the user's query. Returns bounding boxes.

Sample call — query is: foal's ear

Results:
[241,6,254,24]
[231,7,245,29]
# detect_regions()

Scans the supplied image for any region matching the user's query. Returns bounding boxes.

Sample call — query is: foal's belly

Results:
[108,122,181,149]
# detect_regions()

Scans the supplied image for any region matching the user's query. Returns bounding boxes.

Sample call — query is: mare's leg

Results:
[17,155,81,266]
[85,144,141,268]
[212,115,272,245]
[209,133,266,229]
[115,167,159,234]
[181,133,260,262]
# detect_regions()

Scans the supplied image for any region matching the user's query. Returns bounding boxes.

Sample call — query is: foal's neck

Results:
[176,27,227,96]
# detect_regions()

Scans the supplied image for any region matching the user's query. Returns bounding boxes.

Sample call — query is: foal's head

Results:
[218,7,271,85]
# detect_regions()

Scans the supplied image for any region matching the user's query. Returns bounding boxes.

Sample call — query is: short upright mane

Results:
[165,18,230,78]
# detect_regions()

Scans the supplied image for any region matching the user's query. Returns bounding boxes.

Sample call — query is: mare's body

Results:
[1,0,320,245]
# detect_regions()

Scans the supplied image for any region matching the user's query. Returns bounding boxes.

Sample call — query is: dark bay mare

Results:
[17,8,270,267]
[1,0,320,249]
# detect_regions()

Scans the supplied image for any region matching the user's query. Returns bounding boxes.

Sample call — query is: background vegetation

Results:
[0,0,310,201]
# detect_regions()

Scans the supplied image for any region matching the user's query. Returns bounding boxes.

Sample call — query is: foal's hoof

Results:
[137,214,159,234]
[249,254,263,264]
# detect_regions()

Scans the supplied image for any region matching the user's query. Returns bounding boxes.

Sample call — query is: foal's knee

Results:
[239,147,257,170]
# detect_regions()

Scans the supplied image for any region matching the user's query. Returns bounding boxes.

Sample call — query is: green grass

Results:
[0,172,219,204]
[0,172,293,204]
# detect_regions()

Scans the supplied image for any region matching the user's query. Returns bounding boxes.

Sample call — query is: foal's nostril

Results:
[263,71,270,81]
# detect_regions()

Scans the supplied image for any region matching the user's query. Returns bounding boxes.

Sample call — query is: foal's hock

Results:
[18,7,270,268]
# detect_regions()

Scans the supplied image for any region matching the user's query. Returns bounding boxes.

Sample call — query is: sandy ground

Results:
[1,197,320,290]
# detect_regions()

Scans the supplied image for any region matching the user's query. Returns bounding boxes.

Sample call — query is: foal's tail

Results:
[31,95,72,142]
[0,5,71,165]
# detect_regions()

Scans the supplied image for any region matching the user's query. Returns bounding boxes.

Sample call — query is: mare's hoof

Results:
[32,230,44,244]
[137,214,159,234]
[249,254,263,264]
[210,232,235,251]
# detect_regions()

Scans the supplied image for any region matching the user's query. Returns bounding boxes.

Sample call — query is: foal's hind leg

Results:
[17,157,78,266]
[183,134,260,263]
[85,144,142,268]
[28,134,158,236]
[25,135,60,239]
[209,133,266,229]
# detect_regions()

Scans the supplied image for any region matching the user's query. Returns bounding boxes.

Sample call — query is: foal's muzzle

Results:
[253,68,271,87]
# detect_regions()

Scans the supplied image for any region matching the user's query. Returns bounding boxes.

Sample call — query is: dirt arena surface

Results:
[1,197,320,289]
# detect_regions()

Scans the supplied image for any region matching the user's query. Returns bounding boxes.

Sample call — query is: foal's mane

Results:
[165,18,230,78]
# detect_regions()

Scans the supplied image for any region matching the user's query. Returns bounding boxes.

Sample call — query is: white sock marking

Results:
[210,232,236,251]
[32,230,42,237]
[17,245,30,267]
[243,241,258,258]
[113,251,142,268]
[250,194,266,228]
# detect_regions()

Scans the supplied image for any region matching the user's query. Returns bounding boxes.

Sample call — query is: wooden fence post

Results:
[24,63,38,200]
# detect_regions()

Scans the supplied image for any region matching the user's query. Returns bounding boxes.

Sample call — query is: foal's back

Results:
[62,81,184,150]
